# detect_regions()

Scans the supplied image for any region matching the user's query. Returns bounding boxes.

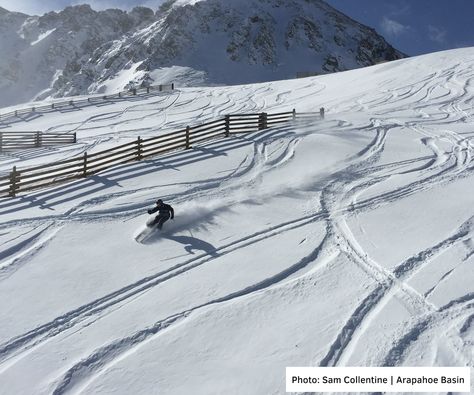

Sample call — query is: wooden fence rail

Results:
[0,109,321,198]
[0,83,174,122]
[0,131,76,151]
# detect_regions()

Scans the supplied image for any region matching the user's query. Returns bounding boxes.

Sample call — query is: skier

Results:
[147,199,174,229]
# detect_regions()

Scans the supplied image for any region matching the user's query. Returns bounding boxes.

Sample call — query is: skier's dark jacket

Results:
[149,203,174,219]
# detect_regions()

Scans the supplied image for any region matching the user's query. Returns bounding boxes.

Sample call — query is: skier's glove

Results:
[147,209,152,214]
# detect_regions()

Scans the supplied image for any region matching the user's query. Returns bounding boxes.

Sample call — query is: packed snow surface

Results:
[0,48,473,394]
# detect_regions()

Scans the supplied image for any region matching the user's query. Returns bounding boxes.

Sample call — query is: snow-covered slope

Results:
[0,48,473,394]
[0,0,404,107]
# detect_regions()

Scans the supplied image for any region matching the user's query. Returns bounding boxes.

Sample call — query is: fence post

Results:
[147,87,150,94]
[118,92,121,98]
[132,89,137,95]
[32,107,35,112]
[88,98,91,103]
[9,166,18,197]
[320,107,325,119]
[185,126,191,149]
[73,132,77,143]
[69,100,74,106]
[225,115,230,137]
[15,110,18,117]
[83,152,88,177]
[292,108,296,119]
[35,131,41,147]
[171,83,174,90]
[159,85,162,92]
[137,136,143,160]
[52,103,55,109]
[0,132,2,152]
[259,112,268,130]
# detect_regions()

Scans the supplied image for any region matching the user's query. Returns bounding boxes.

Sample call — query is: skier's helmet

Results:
[156,199,163,205]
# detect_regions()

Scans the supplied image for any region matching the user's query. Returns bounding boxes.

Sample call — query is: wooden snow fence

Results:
[0,109,322,198]
[0,131,76,151]
[0,83,174,122]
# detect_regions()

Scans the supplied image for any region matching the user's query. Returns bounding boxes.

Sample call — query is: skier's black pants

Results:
[153,213,170,229]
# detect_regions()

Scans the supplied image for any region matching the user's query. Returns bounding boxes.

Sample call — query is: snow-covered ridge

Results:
[0,0,404,108]
[30,28,56,45]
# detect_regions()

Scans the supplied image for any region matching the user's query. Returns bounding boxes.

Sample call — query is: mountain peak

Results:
[0,0,405,107]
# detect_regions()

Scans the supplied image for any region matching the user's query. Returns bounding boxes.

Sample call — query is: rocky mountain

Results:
[0,5,155,107]
[0,7,29,103]
[0,0,405,107]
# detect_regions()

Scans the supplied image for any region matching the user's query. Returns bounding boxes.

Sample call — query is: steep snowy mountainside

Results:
[0,5,155,107]
[0,7,29,96]
[0,0,404,107]
[53,0,404,97]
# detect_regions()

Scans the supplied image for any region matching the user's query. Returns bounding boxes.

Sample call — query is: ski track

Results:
[0,224,63,281]
[313,126,432,372]
[0,126,316,367]
[50,239,337,395]
[44,93,178,134]
[310,80,474,374]
[0,211,331,383]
